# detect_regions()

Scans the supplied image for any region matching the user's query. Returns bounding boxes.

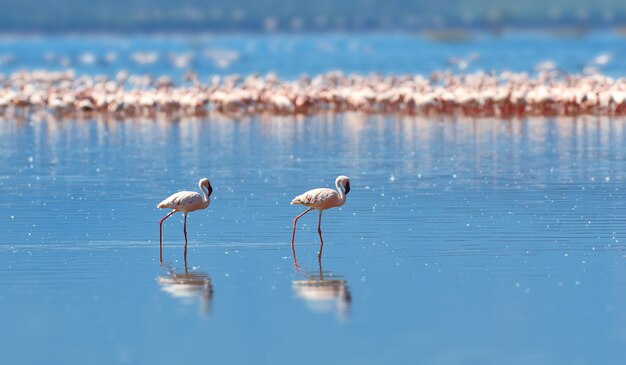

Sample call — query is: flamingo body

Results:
[157,178,213,263]
[291,188,344,210]
[157,190,209,212]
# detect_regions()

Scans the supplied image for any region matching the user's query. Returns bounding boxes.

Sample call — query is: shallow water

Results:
[2,114,626,364]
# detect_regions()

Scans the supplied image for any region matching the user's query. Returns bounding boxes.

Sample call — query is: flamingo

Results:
[290,175,351,261]
[157,178,213,264]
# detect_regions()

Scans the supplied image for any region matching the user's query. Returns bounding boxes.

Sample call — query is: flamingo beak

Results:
[344,182,350,195]
[208,183,213,197]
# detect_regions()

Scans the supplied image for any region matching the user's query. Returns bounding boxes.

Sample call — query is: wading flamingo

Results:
[291,175,351,262]
[157,178,213,263]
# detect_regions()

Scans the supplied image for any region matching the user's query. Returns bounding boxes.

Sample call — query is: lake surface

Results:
[2,33,626,365]
[2,114,626,365]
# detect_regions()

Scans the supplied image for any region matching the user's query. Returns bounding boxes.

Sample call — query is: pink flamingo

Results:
[157,178,213,263]
[291,175,351,262]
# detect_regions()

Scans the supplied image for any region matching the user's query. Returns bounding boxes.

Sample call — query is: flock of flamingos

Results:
[7,57,621,316]
[2,66,626,118]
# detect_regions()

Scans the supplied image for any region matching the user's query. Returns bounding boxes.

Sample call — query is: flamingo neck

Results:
[335,180,346,203]
[199,181,209,203]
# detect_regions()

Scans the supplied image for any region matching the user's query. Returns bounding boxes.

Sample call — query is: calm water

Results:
[2,114,626,365]
[3,34,626,365]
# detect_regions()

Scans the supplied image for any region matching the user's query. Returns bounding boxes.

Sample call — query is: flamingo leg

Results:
[159,210,176,264]
[317,211,324,260]
[291,207,313,265]
[318,253,323,277]
[183,213,188,265]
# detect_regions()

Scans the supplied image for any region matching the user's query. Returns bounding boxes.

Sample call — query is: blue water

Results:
[2,34,626,365]
[1,32,626,78]
[2,114,626,364]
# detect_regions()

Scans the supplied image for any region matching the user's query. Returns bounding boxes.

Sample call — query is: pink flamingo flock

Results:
[3,69,626,118]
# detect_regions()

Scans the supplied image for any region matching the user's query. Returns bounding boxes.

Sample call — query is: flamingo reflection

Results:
[158,262,214,315]
[292,259,351,319]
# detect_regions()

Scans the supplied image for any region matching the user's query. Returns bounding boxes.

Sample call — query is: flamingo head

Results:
[336,175,350,195]
[200,178,213,197]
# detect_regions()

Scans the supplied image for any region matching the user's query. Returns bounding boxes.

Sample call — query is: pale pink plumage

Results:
[291,188,343,210]
[290,175,351,264]
[157,190,208,213]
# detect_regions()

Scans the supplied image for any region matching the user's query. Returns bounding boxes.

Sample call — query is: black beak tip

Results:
[345,183,350,195]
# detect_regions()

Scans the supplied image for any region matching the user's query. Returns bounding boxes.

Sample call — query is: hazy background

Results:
[1,0,625,33]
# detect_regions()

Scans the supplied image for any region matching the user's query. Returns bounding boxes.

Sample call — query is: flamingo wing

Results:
[291,188,339,208]
[157,191,202,209]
